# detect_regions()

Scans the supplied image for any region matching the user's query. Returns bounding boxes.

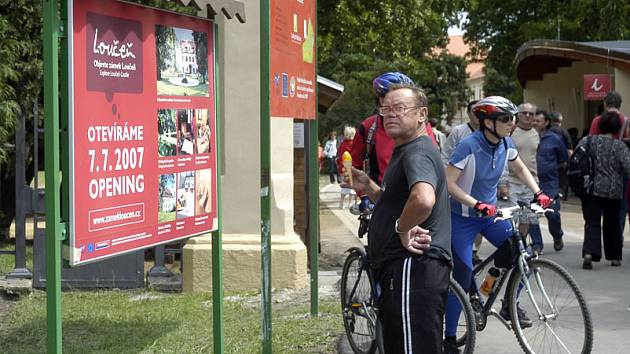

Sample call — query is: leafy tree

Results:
[462,0,630,102]
[192,30,208,81]
[317,0,468,140]
[0,0,42,237]
[156,25,177,80]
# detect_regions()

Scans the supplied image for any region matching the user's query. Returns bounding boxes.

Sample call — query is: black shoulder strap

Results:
[365,118,378,155]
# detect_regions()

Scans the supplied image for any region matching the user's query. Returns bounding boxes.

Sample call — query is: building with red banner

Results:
[516,40,630,133]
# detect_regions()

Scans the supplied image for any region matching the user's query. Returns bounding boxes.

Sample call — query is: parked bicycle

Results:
[340,208,476,354]
[454,201,593,354]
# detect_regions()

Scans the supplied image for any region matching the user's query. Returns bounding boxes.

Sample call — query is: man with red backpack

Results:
[349,72,436,211]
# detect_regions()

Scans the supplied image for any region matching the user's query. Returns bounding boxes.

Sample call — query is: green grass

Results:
[0,242,33,276]
[157,80,209,97]
[158,212,176,223]
[0,290,343,353]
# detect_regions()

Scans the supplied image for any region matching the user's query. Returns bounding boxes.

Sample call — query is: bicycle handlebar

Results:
[495,202,554,220]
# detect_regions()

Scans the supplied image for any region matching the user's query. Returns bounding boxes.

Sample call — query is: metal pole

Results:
[309,0,319,317]
[43,0,63,352]
[307,120,319,316]
[148,245,173,278]
[212,21,225,354]
[260,0,272,352]
[8,105,32,279]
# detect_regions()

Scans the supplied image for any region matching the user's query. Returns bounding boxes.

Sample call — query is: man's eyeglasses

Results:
[519,111,535,117]
[378,104,423,116]
[496,115,516,123]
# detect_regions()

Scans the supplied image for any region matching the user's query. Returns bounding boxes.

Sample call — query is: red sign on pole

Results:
[69,0,218,266]
[270,0,317,119]
[583,74,611,101]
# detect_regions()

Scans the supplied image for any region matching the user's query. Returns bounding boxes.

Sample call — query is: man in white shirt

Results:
[504,102,545,253]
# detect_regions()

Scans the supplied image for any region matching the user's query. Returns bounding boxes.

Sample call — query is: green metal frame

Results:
[43,1,228,353]
[43,0,64,352]
[212,22,225,354]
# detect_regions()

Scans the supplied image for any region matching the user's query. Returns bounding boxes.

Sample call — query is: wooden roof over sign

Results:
[169,0,246,23]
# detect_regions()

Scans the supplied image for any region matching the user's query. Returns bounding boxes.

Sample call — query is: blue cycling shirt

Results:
[448,130,518,217]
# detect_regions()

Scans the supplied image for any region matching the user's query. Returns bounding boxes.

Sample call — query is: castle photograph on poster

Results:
[156,25,209,96]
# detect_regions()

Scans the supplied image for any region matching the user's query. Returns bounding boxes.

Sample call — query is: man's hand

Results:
[398,226,431,255]
[474,201,497,217]
[534,191,552,208]
[341,167,370,192]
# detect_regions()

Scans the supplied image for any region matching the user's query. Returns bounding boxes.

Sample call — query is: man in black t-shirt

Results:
[348,84,452,353]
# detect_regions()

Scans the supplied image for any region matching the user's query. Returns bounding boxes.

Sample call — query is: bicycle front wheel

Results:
[448,277,476,354]
[507,258,593,354]
[340,249,377,354]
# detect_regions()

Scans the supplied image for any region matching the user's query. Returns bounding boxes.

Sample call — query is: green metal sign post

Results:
[309,1,319,317]
[260,1,273,352]
[212,22,225,354]
[308,118,319,316]
[43,0,64,352]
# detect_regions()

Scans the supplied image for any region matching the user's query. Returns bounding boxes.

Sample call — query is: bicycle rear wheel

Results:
[340,249,377,354]
[507,258,593,354]
[448,278,476,354]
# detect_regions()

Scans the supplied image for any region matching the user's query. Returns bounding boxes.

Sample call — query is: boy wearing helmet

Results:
[443,96,552,353]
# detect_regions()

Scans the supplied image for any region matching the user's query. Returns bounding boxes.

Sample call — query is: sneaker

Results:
[553,238,564,251]
[500,302,533,329]
[583,254,593,270]
[611,259,621,266]
[443,336,460,354]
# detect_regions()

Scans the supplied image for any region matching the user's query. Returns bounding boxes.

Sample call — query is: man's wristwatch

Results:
[394,218,406,234]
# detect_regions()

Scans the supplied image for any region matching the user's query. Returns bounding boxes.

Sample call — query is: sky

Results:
[448,26,465,36]
[447,12,467,36]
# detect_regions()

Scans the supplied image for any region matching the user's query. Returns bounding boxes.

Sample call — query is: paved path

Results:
[319,180,630,353]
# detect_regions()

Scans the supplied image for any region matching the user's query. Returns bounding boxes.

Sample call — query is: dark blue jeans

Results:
[545,200,564,240]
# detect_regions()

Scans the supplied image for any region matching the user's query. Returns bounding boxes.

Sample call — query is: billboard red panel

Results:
[583,74,611,101]
[69,0,218,266]
[270,0,316,119]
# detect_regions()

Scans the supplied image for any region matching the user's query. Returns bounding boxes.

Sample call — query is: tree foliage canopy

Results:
[462,0,630,102]
[317,0,469,139]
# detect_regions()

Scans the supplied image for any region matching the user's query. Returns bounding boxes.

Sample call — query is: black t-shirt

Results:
[368,135,452,269]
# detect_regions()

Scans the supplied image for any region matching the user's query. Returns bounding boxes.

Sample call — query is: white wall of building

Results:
[523,61,609,132]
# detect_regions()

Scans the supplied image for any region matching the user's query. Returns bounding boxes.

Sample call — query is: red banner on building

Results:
[69,0,218,266]
[270,0,317,119]
[583,74,611,101]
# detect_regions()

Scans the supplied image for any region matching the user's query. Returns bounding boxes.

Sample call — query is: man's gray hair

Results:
[388,83,428,107]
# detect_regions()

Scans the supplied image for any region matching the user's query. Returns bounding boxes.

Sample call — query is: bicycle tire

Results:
[340,249,377,354]
[449,277,476,354]
[507,258,593,354]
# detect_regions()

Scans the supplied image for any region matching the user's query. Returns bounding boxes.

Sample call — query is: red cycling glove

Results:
[534,191,552,208]
[474,201,497,217]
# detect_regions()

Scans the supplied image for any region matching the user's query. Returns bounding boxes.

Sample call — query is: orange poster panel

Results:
[270,0,316,119]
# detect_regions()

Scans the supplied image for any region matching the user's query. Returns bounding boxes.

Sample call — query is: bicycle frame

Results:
[469,202,560,331]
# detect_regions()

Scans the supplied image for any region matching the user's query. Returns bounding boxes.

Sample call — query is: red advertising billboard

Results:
[583,74,611,101]
[68,0,218,266]
[270,0,316,119]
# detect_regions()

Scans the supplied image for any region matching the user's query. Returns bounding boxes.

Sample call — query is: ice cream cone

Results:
[342,151,353,185]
